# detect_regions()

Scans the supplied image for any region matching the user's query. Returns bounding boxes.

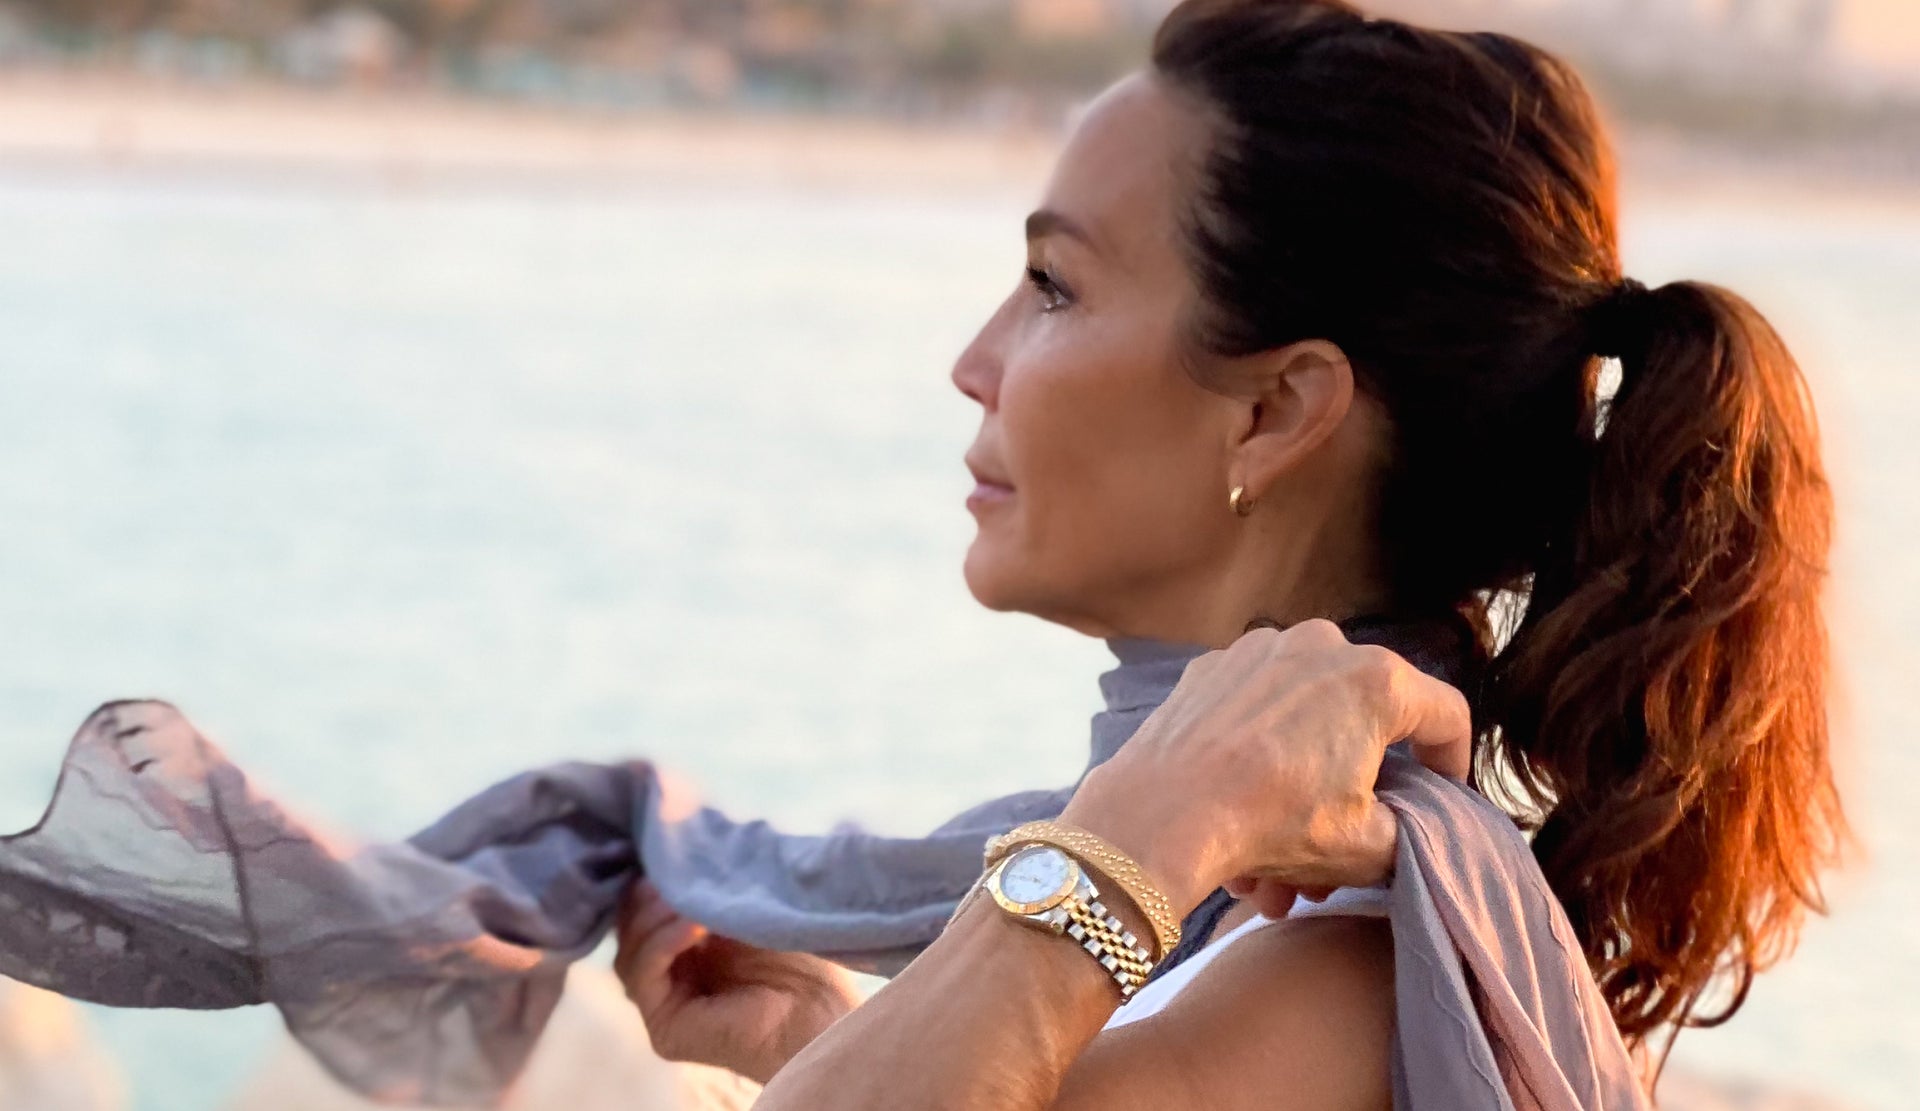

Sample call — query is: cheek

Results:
[993,329,1219,582]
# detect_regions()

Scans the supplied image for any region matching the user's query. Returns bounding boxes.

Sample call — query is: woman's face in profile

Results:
[951,72,1245,638]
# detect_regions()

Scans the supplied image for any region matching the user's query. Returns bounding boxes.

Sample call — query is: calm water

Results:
[0,168,1913,1109]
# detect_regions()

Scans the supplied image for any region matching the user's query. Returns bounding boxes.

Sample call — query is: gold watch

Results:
[984,819,1182,960]
[982,842,1155,1000]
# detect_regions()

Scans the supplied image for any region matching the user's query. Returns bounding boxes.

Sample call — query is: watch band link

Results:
[1059,897,1154,997]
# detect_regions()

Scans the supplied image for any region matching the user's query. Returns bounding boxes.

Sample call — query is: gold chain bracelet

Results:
[985,819,1183,959]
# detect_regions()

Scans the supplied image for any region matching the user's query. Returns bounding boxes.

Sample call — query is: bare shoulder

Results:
[1053,916,1394,1111]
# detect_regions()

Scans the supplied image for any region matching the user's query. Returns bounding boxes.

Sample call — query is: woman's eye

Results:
[1025,266,1072,313]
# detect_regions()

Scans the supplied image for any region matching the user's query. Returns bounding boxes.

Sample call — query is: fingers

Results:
[1245,618,1474,780]
[615,880,708,1017]
[1384,659,1473,779]
[618,880,683,954]
[1238,876,1301,919]
[1342,639,1471,779]
[1140,617,1466,900]
[1352,799,1400,887]
[1225,873,1342,916]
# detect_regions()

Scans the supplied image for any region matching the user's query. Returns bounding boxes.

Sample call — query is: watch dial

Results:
[1000,846,1071,904]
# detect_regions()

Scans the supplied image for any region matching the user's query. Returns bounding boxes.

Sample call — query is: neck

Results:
[1100,533,1392,649]
[1089,609,1475,772]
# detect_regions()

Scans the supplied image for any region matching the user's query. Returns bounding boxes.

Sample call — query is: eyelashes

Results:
[1025,265,1073,313]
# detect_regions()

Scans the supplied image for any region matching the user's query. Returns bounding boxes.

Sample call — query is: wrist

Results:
[1054,791,1226,923]
[958,877,1137,1010]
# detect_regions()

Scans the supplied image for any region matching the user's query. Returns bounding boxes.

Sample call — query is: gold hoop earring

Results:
[1229,485,1255,517]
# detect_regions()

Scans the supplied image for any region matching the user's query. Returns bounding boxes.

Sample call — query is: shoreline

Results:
[0,71,1060,198]
[1,70,1918,217]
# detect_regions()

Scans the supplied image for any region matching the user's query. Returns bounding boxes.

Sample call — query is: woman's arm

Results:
[758,876,1394,1111]
[758,870,1155,1109]
[751,620,1466,1109]
[1053,914,1395,1111]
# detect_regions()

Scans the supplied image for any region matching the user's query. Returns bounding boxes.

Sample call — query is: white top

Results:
[1100,885,1390,1031]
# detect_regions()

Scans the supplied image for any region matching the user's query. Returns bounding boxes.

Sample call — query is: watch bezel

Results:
[988,843,1081,915]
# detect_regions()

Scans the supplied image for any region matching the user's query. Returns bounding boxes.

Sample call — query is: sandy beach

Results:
[1,69,1916,216]
[0,71,1062,196]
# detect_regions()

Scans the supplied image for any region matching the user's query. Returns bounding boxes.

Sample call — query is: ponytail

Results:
[1484,280,1849,1051]
[1146,0,1850,1062]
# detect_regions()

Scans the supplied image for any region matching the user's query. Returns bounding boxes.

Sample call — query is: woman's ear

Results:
[1224,339,1356,500]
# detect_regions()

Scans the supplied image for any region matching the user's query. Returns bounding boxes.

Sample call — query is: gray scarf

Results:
[0,619,1650,1110]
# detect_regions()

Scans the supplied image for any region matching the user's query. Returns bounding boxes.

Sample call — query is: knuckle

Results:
[1225,628,1272,660]
[1349,644,1405,706]
[1452,686,1474,728]
[1289,617,1344,647]
[1354,642,1400,683]
[1282,617,1359,660]
[1240,615,1285,637]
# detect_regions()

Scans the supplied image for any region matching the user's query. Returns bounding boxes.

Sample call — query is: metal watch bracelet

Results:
[969,844,1156,1001]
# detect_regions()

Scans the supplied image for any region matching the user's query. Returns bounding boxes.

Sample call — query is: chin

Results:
[962,543,1088,628]
[963,542,1123,637]
[961,540,1031,613]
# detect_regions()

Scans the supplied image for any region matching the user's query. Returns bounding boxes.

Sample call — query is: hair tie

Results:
[1588,277,1657,360]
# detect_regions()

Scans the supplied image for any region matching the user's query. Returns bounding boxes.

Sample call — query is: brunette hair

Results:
[1151,0,1848,1067]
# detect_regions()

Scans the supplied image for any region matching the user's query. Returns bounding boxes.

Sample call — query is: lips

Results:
[964,455,1015,511]
[964,457,1014,491]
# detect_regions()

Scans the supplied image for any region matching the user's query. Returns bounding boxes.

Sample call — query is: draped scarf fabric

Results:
[0,618,1650,1110]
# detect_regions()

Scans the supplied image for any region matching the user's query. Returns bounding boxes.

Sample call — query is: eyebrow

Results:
[1025,208,1100,253]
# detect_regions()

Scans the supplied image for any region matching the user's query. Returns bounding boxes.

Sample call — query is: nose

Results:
[950,296,1010,411]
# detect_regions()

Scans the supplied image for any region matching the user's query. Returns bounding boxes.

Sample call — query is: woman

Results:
[614,0,1846,1106]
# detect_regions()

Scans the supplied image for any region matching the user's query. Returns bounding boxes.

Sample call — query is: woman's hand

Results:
[1058,618,1472,919]
[614,879,864,1085]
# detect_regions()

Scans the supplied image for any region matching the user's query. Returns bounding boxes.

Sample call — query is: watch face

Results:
[994,845,1076,912]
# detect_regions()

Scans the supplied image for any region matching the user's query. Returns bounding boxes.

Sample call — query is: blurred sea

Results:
[0,167,1912,1110]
